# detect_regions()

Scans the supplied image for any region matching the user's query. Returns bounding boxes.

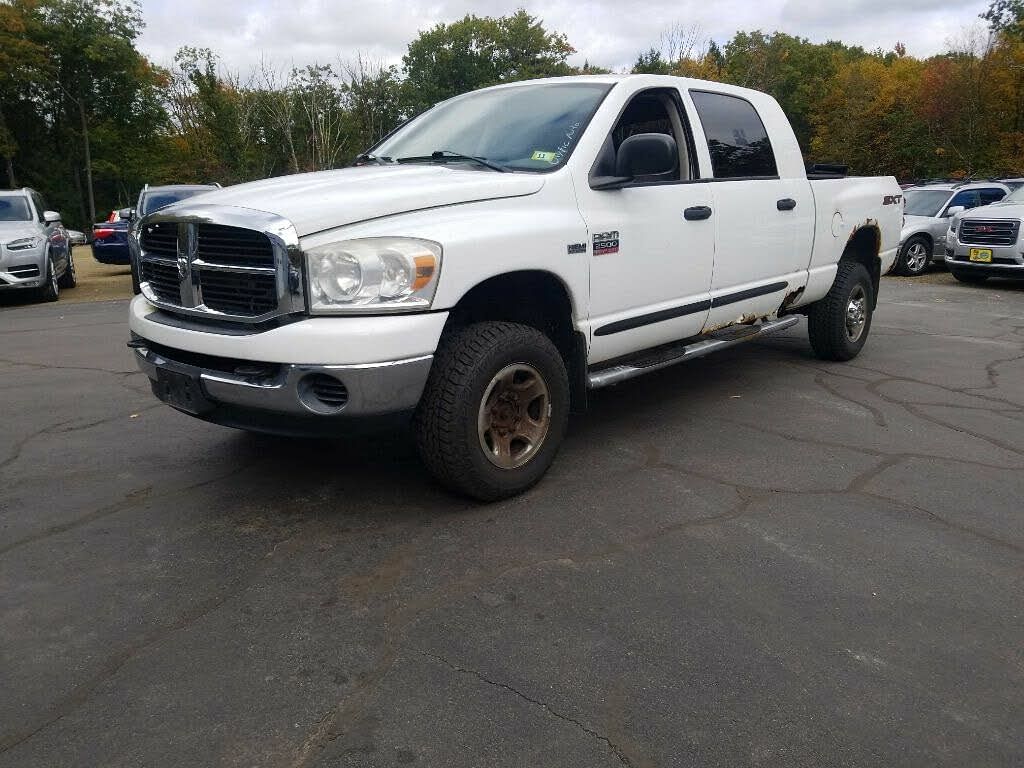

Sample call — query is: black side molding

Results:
[594,281,789,337]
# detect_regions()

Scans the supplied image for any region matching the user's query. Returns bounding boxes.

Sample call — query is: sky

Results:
[136,0,995,76]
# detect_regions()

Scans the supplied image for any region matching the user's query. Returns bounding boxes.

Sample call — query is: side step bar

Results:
[587,315,799,389]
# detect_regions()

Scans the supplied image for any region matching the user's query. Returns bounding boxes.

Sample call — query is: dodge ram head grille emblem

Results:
[177,225,195,280]
[173,223,202,307]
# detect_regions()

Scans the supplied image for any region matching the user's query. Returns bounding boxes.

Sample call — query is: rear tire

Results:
[950,268,989,285]
[38,257,59,302]
[894,235,931,276]
[58,249,77,289]
[415,321,569,501]
[808,261,873,361]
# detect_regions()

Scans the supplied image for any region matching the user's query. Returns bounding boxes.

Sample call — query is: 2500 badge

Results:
[593,231,619,255]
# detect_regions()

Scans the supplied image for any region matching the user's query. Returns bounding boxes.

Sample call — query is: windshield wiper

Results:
[396,150,510,173]
[354,153,394,166]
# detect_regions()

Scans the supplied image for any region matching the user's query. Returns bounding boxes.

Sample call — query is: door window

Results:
[594,90,694,182]
[979,187,1007,205]
[689,90,778,179]
[947,190,984,211]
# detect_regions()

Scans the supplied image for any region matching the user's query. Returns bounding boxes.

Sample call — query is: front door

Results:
[577,89,716,364]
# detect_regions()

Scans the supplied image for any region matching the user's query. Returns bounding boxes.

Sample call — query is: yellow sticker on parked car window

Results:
[531,151,557,163]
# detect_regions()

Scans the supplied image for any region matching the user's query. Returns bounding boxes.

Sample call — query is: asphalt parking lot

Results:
[1,274,1022,767]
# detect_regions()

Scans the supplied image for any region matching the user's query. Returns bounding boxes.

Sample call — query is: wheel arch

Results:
[443,270,587,412]
[842,224,882,307]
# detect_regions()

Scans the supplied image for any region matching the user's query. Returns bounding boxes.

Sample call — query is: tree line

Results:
[3,0,1024,228]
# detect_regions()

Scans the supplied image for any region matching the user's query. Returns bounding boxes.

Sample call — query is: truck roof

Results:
[469,73,774,103]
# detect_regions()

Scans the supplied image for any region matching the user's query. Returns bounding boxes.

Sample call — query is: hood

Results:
[902,215,933,227]
[159,165,546,237]
[900,214,937,238]
[0,221,41,242]
[959,202,1024,221]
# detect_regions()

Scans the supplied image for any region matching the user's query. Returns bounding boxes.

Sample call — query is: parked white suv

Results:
[0,188,75,302]
[897,181,1009,276]
[945,184,1024,284]
[129,75,901,499]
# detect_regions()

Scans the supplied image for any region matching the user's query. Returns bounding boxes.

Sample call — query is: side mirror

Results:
[616,133,678,179]
[43,210,61,224]
[590,133,680,190]
[945,205,965,217]
[118,207,135,221]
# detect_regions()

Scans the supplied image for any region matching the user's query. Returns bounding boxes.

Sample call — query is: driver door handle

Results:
[777,198,797,211]
[684,206,713,221]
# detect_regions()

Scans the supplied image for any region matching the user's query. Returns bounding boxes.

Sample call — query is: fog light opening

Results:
[298,373,349,414]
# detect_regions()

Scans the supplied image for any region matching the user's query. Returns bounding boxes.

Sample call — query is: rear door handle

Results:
[777,198,797,211]
[684,206,713,221]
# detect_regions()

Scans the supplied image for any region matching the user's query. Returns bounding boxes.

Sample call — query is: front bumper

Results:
[946,238,1024,275]
[132,338,434,435]
[129,296,447,434]
[0,247,46,290]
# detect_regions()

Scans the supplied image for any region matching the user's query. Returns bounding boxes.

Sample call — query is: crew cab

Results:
[128,75,901,499]
[945,184,1024,283]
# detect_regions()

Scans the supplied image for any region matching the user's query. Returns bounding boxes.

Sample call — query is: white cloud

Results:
[136,0,996,76]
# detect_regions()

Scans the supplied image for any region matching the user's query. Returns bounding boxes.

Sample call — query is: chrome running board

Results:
[587,315,799,389]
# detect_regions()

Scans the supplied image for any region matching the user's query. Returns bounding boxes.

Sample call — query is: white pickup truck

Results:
[129,74,901,499]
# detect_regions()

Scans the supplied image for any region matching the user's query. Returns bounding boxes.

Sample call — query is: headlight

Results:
[5,236,44,251]
[305,237,441,314]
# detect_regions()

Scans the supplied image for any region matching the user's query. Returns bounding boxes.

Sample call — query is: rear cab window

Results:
[689,90,778,179]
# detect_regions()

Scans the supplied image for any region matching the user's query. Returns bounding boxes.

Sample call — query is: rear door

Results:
[577,88,715,363]
[687,90,813,330]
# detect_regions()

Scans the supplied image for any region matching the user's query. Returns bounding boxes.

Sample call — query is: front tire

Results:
[58,249,77,289]
[894,235,931,276]
[950,268,989,285]
[807,261,874,361]
[415,321,569,501]
[38,256,59,302]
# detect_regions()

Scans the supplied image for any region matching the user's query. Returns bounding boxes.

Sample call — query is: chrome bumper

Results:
[132,340,433,419]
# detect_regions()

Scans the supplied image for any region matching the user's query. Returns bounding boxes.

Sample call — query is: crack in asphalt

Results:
[0,457,266,557]
[0,404,163,476]
[0,501,304,756]
[0,356,135,377]
[421,651,634,766]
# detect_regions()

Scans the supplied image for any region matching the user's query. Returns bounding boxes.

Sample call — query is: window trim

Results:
[688,88,780,181]
[587,86,701,189]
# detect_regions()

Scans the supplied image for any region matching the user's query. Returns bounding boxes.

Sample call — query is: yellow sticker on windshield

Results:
[531,150,557,163]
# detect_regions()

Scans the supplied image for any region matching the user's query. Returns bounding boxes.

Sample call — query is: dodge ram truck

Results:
[128,75,901,500]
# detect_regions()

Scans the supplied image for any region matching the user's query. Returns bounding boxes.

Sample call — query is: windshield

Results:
[139,188,212,216]
[0,196,32,222]
[372,82,613,172]
[903,189,951,217]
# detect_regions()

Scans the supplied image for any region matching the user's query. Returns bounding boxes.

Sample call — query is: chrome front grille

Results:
[137,206,302,323]
[959,219,1020,247]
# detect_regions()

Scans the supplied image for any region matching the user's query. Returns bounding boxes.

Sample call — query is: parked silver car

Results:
[896,181,1009,276]
[0,188,75,302]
